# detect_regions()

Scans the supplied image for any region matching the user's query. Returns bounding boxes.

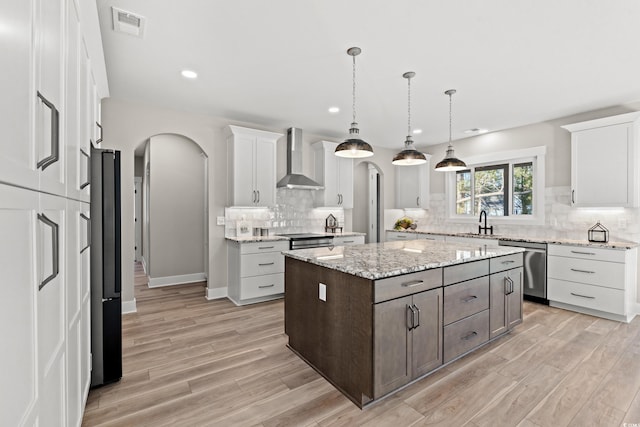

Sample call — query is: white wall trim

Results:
[206,286,228,300]
[148,272,207,288]
[140,257,147,274]
[122,298,137,314]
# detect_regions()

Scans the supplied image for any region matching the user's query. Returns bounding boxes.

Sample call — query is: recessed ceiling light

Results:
[464,128,488,134]
[328,106,340,114]
[412,129,422,135]
[181,70,198,79]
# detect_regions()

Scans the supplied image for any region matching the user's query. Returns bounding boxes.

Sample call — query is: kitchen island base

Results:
[284,244,524,408]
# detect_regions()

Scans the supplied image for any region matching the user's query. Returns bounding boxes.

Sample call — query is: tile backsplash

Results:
[225,189,345,237]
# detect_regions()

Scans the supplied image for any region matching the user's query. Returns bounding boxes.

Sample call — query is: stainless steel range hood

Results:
[277,128,324,190]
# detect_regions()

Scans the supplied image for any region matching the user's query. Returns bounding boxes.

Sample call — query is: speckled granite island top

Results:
[283,240,524,280]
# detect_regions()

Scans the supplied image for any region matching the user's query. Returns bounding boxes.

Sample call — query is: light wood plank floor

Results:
[82,264,640,426]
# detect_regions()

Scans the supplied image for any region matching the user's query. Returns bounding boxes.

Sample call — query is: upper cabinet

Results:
[226,125,282,207]
[312,141,354,208]
[562,112,640,208]
[395,158,431,209]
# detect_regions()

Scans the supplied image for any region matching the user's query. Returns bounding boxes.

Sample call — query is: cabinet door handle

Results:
[80,213,91,253]
[38,213,59,290]
[258,262,275,266]
[504,276,514,295]
[461,331,478,341]
[80,149,91,189]
[416,196,420,207]
[252,190,256,203]
[412,304,420,329]
[570,292,595,299]
[571,189,575,204]
[401,280,424,288]
[36,91,60,171]
[258,284,275,289]
[570,268,595,274]
[570,250,595,256]
[257,190,260,204]
[406,305,415,331]
[462,295,478,303]
[96,122,103,144]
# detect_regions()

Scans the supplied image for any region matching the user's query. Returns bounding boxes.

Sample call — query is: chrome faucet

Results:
[478,210,493,235]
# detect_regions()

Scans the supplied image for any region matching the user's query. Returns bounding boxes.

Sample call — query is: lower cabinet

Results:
[374,287,442,398]
[489,267,523,338]
[333,235,365,246]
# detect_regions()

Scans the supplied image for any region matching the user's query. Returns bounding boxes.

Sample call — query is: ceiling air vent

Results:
[111,7,146,37]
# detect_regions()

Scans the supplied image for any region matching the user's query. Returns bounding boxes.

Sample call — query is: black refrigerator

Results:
[90,147,122,387]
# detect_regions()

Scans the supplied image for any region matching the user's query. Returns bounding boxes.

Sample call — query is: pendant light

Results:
[435,89,467,171]
[335,47,374,158]
[392,71,427,165]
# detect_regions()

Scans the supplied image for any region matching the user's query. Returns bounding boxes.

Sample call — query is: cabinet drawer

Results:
[444,277,489,325]
[334,235,365,246]
[240,240,289,255]
[548,244,626,263]
[489,253,523,274]
[548,278,625,315]
[547,256,625,290]
[241,252,284,277]
[443,260,489,286]
[240,273,284,300]
[443,310,489,363]
[386,232,417,241]
[374,269,442,303]
[418,234,446,242]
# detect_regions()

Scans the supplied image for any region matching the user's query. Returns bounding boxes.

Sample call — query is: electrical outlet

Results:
[319,283,327,301]
[216,216,225,226]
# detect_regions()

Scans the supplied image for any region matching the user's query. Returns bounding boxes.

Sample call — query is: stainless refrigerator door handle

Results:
[36,91,60,171]
[96,122,103,144]
[38,213,59,290]
[80,213,91,253]
[80,148,91,189]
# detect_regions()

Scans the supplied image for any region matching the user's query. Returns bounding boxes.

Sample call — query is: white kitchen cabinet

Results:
[395,158,431,209]
[227,240,289,305]
[547,244,637,322]
[333,235,365,246]
[562,112,640,208]
[226,125,282,207]
[313,141,354,208]
[385,231,419,241]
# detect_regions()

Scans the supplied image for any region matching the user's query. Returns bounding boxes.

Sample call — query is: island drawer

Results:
[374,269,442,303]
[240,240,289,255]
[240,273,284,300]
[443,260,489,286]
[489,253,523,274]
[443,277,489,325]
[443,309,489,363]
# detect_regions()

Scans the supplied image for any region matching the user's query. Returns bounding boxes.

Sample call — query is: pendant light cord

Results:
[448,91,453,144]
[352,54,357,125]
[407,76,412,136]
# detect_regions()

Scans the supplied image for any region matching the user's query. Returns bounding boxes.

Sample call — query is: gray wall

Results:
[148,134,205,279]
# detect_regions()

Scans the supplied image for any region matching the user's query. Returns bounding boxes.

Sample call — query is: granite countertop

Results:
[386,229,638,250]
[283,240,524,280]
[225,231,365,243]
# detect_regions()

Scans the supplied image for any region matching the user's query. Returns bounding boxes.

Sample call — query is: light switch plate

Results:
[217,216,225,226]
[319,283,327,301]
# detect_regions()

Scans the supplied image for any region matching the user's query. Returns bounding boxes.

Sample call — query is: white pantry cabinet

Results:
[313,141,354,208]
[562,112,640,208]
[226,126,282,207]
[395,158,431,209]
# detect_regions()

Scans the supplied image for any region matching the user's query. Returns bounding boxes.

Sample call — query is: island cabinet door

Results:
[374,295,412,398]
[412,287,443,377]
[489,267,523,338]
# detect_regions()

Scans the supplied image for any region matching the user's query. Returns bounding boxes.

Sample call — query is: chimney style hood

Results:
[277,128,324,190]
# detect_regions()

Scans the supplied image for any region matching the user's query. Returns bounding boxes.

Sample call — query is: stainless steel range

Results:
[277,233,334,250]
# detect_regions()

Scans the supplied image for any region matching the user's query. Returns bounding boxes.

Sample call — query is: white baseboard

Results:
[140,257,147,274]
[122,298,137,314]
[206,286,228,300]
[148,272,207,288]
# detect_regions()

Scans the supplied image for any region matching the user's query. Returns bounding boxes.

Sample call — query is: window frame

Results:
[445,146,546,225]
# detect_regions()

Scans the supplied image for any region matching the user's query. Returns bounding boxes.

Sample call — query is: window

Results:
[455,161,533,217]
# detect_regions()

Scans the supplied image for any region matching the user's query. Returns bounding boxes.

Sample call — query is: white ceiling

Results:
[97,0,640,149]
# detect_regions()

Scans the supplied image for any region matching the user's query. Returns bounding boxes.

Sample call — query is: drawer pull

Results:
[570,268,595,274]
[501,260,515,265]
[258,246,275,250]
[462,295,478,303]
[258,262,275,266]
[396,235,407,239]
[401,280,424,288]
[343,240,354,243]
[258,284,275,289]
[570,292,595,299]
[461,331,478,341]
[570,250,595,256]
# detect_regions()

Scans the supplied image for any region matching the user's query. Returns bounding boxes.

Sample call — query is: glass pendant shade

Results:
[434,144,467,171]
[335,47,374,158]
[392,136,427,165]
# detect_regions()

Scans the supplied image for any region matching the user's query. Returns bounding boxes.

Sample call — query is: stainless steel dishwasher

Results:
[498,240,548,304]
